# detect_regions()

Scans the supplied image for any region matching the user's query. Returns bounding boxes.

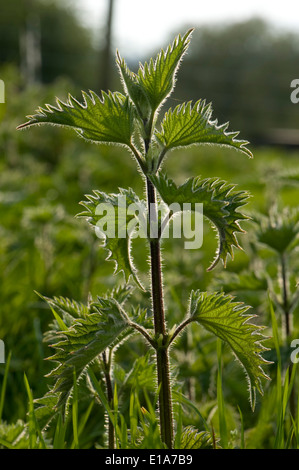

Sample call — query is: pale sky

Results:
[71,0,299,58]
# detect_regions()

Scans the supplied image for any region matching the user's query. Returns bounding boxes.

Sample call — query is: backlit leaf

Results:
[137,29,193,113]
[155,100,253,158]
[256,207,299,254]
[179,426,214,449]
[188,290,270,408]
[78,188,146,289]
[45,297,132,410]
[150,173,249,270]
[17,90,136,147]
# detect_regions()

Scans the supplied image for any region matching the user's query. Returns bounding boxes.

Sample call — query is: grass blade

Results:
[237,405,245,449]
[24,373,47,449]
[53,413,67,449]
[71,369,79,449]
[0,350,12,422]
[217,339,228,449]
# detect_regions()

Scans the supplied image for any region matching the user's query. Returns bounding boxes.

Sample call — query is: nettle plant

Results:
[18,30,270,449]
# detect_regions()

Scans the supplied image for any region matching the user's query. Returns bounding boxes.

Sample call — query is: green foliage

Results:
[256,207,299,255]
[136,30,192,113]
[179,426,214,449]
[151,173,249,270]
[41,293,151,411]
[212,271,268,294]
[117,30,192,121]
[155,100,253,158]
[1,86,298,449]
[7,28,281,450]
[0,420,29,449]
[78,188,145,288]
[47,301,129,408]
[17,91,136,147]
[188,290,270,408]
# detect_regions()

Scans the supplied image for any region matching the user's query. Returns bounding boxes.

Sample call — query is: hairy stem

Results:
[129,320,156,348]
[129,143,147,173]
[169,317,193,346]
[146,177,173,448]
[102,351,114,449]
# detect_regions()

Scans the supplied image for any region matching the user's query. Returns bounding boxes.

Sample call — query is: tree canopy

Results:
[172,18,299,143]
[0,0,97,88]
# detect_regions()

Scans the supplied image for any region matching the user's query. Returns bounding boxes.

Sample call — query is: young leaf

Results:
[36,294,91,345]
[150,173,249,270]
[17,90,136,147]
[188,290,270,408]
[116,51,151,121]
[105,283,134,305]
[137,29,193,113]
[155,100,253,160]
[78,188,146,289]
[255,207,299,255]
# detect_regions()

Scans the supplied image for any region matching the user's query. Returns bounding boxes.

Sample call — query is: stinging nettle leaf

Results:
[179,426,214,449]
[36,293,91,346]
[45,296,132,410]
[41,294,152,413]
[78,188,146,289]
[188,290,270,408]
[150,173,250,270]
[137,29,193,113]
[155,99,253,159]
[116,51,151,121]
[255,207,299,255]
[17,90,136,147]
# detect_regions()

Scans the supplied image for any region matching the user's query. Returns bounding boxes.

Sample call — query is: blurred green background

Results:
[1,0,299,449]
